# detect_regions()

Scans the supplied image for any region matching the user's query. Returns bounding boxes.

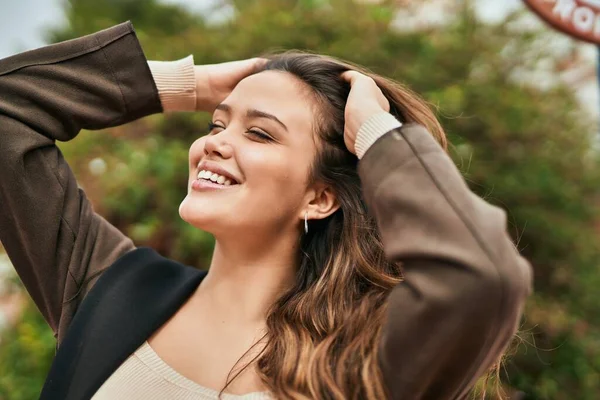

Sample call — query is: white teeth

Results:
[196,169,236,186]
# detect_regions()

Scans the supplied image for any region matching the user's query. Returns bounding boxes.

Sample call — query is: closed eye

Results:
[207,122,273,142]
[207,122,224,134]
[246,129,273,142]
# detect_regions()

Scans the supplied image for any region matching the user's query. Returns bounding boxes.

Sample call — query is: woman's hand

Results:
[341,71,390,155]
[195,58,267,112]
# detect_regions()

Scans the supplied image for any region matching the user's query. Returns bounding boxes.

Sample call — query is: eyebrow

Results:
[215,103,288,132]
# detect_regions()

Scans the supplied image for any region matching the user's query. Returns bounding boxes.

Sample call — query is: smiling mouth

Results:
[196,169,239,186]
[191,169,240,192]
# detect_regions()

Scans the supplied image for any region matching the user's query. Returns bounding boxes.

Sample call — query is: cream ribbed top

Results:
[91,341,272,400]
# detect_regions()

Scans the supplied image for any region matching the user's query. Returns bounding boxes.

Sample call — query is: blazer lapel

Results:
[40,247,206,400]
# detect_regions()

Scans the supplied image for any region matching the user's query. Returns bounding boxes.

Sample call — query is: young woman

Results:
[0,21,532,400]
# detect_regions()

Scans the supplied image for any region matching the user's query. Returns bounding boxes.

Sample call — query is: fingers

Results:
[341,70,376,86]
[253,57,269,67]
[341,69,391,113]
[253,58,268,74]
[246,57,268,73]
[218,58,268,76]
[341,70,364,85]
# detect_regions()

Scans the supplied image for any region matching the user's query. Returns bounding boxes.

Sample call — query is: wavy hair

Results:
[218,52,497,399]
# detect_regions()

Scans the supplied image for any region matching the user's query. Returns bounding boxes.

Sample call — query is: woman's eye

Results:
[247,129,273,142]
[206,122,272,142]
[207,122,225,134]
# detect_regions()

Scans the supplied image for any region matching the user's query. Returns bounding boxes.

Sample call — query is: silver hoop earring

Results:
[304,211,309,234]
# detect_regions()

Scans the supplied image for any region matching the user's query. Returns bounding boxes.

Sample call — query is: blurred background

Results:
[1,0,600,399]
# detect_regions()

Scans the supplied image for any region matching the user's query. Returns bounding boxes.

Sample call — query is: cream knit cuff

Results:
[355,112,403,159]
[147,55,196,112]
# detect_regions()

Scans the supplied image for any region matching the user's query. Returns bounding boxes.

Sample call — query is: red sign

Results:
[524,0,600,44]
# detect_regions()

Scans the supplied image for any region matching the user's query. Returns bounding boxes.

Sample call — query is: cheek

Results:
[243,150,310,207]
[249,149,303,184]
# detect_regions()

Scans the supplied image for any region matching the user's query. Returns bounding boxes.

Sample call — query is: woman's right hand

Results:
[340,70,390,155]
[195,58,267,112]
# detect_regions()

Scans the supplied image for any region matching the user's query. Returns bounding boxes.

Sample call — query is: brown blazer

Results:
[0,21,532,399]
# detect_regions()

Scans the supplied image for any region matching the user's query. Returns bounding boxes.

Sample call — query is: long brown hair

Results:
[219,52,493,399]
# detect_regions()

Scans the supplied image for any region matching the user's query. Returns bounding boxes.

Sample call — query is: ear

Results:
[301,182,340,222]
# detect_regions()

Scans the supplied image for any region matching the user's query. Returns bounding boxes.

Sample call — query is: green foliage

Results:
[0,296,55,400]
[2,0,600,398]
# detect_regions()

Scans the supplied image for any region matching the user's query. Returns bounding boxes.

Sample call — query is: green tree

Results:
[0,289,55,400]
[2,1,600,398]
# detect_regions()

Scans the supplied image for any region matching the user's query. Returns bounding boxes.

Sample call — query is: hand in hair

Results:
[341,70,390,154]
[195,58,267,112]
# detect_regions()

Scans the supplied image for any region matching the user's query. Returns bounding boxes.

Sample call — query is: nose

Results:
[203,131,234,159]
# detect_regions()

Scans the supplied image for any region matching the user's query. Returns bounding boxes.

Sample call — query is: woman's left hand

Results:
[195,58,267,112]
[341,71,390,155]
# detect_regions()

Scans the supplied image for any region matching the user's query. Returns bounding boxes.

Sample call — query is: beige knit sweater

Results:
[90,56,399,400]
[92,340,272,400]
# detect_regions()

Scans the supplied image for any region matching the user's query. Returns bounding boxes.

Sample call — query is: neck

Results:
[195,229,301,326]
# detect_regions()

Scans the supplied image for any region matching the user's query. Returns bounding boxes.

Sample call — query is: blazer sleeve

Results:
[358,124,533,399]
[0,21,163,344]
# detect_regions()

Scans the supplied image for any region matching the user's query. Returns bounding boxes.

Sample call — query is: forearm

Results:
[0,22,162,142]
[358,123,532,398]
[0,21,159,341]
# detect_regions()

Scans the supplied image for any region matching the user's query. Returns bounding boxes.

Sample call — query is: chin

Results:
[178,196,218,232]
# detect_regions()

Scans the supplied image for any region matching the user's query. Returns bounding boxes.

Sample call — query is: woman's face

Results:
[179,71,319,239]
